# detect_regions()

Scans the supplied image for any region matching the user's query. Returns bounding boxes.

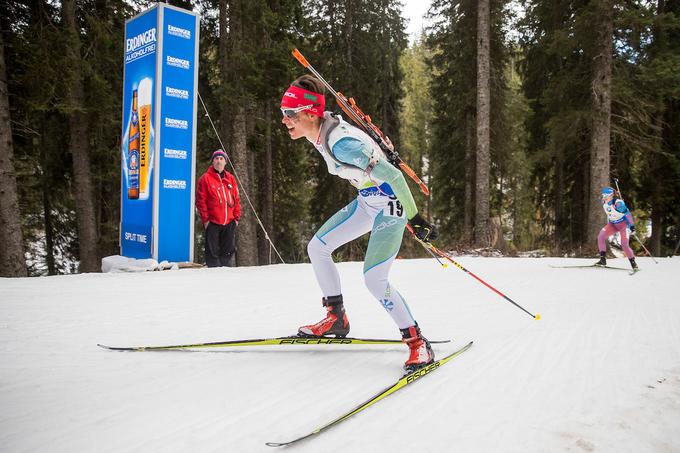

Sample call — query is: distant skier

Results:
[280,75,438,372]
[596,186,638,270]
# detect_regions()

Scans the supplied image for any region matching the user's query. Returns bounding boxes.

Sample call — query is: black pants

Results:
[205,221,236,267]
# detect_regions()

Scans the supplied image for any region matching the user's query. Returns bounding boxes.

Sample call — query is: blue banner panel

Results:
[120,8,158,259]
[155,6,199,262]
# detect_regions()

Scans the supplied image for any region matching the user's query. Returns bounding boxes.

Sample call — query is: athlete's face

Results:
[281,110,320,141]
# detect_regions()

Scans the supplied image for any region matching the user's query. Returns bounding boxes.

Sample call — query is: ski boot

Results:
[400,324,434,373]
[298,295,350,338]
[629,257,638,271]
[595,251,607,267]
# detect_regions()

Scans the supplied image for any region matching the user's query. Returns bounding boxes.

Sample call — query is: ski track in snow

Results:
[1,257,679,453]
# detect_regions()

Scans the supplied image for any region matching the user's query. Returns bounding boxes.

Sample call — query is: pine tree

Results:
[585,0,614,249]
[428,0,511,248]
[62,0,99,272]
[476,0,492,246]
[0,23,27,277]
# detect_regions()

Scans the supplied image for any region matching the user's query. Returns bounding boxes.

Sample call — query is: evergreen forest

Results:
[1,0,679,277]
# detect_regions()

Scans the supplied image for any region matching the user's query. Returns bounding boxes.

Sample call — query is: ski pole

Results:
[614,178,658,264]
[291,48,430,196]
[632,233,659,263]
[407,227,540,320]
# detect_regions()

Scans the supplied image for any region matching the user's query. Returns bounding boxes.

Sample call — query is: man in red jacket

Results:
[196,149,241,267]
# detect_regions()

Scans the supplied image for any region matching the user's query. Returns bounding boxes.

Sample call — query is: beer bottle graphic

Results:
[138,78,152,199]
[127,90,140,199]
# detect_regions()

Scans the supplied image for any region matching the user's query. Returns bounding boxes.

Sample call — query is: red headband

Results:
[281,85,325,117]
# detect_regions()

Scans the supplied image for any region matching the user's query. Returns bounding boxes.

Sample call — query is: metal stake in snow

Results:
[613,178,659,264]
[407,225,540,320]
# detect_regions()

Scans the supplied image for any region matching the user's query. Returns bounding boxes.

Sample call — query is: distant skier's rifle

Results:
[291,48,430,196]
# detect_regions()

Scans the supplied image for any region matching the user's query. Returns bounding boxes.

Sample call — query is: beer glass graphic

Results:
[138,77,152,199]
[127,90,140,199]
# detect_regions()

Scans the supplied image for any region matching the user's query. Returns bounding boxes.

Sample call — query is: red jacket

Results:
[196,166,241,225]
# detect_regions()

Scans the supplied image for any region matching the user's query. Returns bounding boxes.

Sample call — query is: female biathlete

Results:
[280,75,438,372]
[596,186,638,270]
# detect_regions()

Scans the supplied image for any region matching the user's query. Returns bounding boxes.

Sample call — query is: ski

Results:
[265,341,473,448]
[549,264,630,271]
[97,335,451,351]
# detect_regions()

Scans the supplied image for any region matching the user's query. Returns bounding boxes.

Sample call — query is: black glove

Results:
[408,213,438,243]
[630,225,636,234]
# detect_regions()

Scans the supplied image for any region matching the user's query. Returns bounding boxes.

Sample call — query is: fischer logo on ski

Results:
[97,335,452,352]
[278,338,353,345]
[406,360,441,383]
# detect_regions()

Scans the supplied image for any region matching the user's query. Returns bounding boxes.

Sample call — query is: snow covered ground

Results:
[1,257,679,453]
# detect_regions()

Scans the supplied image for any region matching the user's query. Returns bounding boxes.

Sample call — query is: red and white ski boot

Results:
[401,324,434,373]
[298,295,350,338]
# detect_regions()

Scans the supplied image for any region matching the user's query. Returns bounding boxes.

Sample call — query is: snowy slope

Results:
[1,257,679,453]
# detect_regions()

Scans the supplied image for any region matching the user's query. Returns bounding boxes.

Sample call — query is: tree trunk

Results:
[463,110,474,244]
[62,0,98,272]
[475,0,491,246]
[260,102,274,264]
[650,202,662,255]
[218,0,230,146]
[345,0,353,84]
[585,0,613,248]
[232,105,257,266]
[39,133,56,275]
[648,0,668,257]
[0,29,27,277]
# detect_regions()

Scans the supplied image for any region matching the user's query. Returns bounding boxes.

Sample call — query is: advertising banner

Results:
[120,8,158,259]
[120,4,198,262]
[155,6,199,262]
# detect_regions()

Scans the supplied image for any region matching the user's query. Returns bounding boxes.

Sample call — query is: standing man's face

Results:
[212,156,226,173]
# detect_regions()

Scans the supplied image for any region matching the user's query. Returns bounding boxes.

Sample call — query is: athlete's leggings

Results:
[307,195,417,330]
[598,222,635,258]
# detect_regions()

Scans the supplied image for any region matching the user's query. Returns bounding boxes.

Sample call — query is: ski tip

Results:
[265,442,287,448]
[97,344,136,351]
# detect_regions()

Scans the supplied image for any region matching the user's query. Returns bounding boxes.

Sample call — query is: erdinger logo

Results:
[166,86,189,100]
[163,179,186,190]
[126,28,157,53]
[406,361,440,383]
[164,148,187,160]
[167,24,191,39]
[125,28,157,63]
[167,55,190,69]
[165,117,188,129]
[278,338,352,345]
